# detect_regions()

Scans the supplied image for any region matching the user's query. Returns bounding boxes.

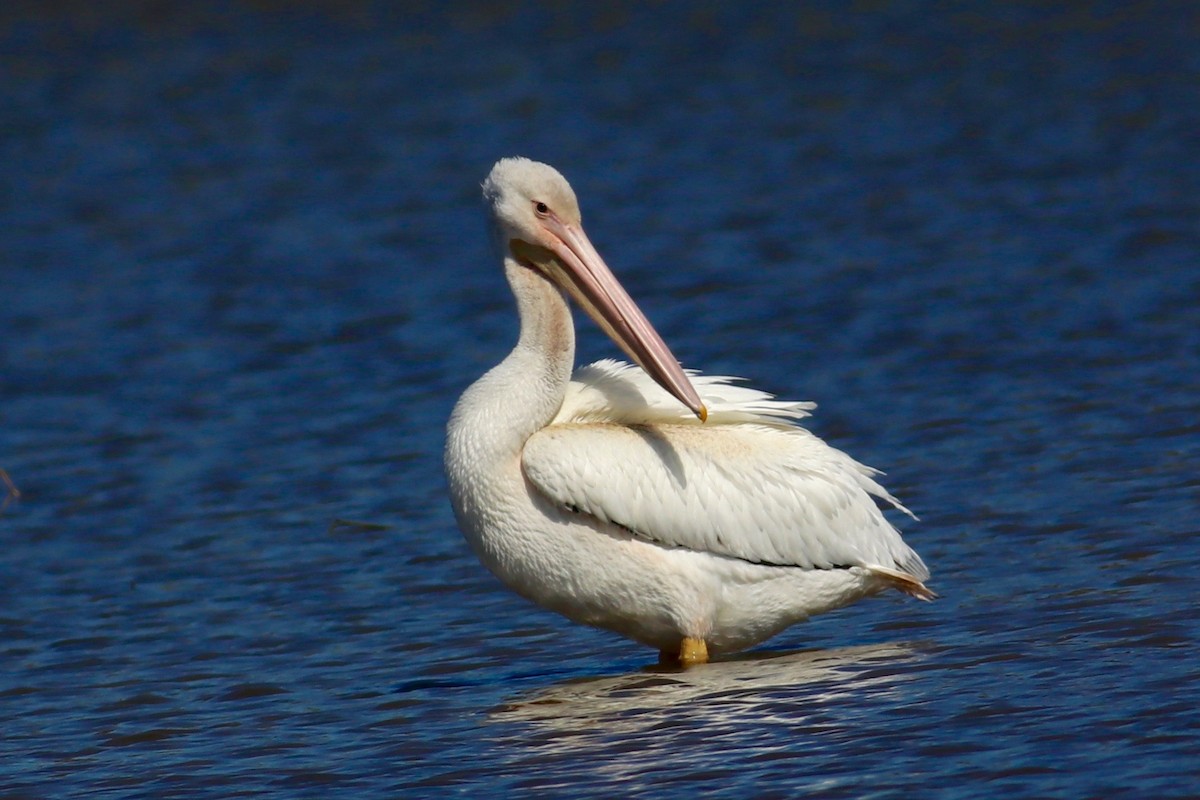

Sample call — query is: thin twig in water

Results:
[0,469,19,513]
[329,518,391,534]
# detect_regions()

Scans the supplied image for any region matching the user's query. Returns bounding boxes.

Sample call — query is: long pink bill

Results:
[538,215,707,421]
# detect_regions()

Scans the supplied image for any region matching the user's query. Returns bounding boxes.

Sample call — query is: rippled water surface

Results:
[3,2,1198,797]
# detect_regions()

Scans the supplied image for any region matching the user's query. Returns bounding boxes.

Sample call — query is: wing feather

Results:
[554,359,815,427]
[524,408,927,578]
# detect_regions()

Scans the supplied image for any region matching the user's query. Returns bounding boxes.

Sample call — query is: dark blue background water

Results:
[3,2,1198,797]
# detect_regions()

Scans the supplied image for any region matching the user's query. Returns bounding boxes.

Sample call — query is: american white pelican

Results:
[445,158,933,666]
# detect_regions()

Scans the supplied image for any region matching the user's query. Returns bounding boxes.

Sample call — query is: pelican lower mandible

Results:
[445,157,933,666]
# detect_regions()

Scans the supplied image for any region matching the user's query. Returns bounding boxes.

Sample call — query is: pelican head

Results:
[483,157,706,421]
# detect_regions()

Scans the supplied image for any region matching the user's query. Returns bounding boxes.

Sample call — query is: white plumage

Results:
[445,158,932,665]
[530,359,925,575]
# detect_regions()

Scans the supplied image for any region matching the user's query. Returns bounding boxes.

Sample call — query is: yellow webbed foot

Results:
[678,637,708,667]
[658,637,709,667]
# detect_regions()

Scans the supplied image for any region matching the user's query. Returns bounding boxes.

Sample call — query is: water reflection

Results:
[483,643,928,792]
[492,641,923,732]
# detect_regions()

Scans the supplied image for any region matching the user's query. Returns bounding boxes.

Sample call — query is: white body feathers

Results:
[445,253,930,656]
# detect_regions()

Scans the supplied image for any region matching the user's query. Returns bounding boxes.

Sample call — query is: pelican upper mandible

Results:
[445,157,933,667]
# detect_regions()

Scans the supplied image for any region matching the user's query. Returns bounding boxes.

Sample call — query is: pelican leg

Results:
[679,637,709,667]
[658,638,709,666]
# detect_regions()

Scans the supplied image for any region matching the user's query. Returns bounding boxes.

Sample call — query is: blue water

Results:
[3,2,1198,797]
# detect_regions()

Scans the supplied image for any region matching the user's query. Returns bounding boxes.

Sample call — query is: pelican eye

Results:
[534,201,549,216]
